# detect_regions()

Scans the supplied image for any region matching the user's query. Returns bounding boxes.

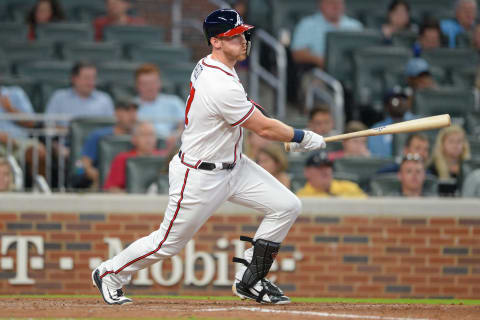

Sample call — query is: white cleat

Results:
[91,269,132,305]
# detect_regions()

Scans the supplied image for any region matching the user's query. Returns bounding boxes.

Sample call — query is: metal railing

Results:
[305,68,345,133]
[248,29,287,119]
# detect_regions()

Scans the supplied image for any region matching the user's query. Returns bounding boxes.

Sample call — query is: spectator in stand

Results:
[296,150,366,198]
[368,87,416,158]
[382,0,414,42]
[396,153,432,197]
[26,0,65,40]
[79,99,138,189]
[462,169,480,197]
[377,132,430,174]
[405,58,437,91]
[441,0,477,48]
[46,62,114,129]
[0,157,14,192]
[428,125,471,196]
[94,0,145,41]
[0,83,47,180]
[256,144,291,189]
[328,121,370,161]
[134,64,185,150]
[291,0,363,69]
[307,105,337,137]
[244,131,271,160]
[413,19,443,57]
[103,121,167,193]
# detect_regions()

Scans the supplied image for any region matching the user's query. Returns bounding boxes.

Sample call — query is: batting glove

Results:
[289,130,326,152]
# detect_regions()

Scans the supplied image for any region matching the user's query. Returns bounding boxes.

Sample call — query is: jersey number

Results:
[185,82,196,126]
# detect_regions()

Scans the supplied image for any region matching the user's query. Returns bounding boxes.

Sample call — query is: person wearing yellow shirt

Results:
[296,151,367,198]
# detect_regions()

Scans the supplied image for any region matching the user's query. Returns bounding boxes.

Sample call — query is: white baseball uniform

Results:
[97,54,302,289]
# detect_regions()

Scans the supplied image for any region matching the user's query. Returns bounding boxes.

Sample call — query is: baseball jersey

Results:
[179,54,255,163]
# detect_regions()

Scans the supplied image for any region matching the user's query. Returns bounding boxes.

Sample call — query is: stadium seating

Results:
[126,156,166,193]
[103,25,165,55]
[4,41,56,70]
[36,23,94,43]
[345,0,389,25]
[61,0,106,22]
[353,46,412,107]
[0,50,10,75]
[97,61,142,86]
[161,62,196,99]
[271,0,317,38]
[391,30,418,49]
[0,76,37,105]
[0,23,28,43]
[6,0,36,22]
[456,33,472,49]
[62,42,122,63]
[325,30,383,88]
[98,135,133,188]
[413,88,474,121]
[422,48,478,85]
[451,67,476,88]
[333,157,395,191]
[370,173,438,196]
[406,0,454,23]
[157,174,169,194]
[468,136,480,159]
[466,113,480,137]
[462,169,480,197]
[128,44,192,67]
[16,60,73,82]
[68,117,116,185]
[462,158,480,183]
[35,79,72,113]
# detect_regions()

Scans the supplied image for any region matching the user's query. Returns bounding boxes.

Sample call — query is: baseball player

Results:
[92,8,326,305]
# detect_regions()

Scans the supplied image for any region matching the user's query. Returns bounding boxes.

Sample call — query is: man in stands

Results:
[441,0,477,48]
[94,0,145,41]
[413,18,443,56]
[405,58,437,91]
[291,0,363,69]
[134,64,185,149]
[296,150,366,198]
[103,121,166,193]
[397,153,431,197]
[79,99,138,189]
[328,121,370,161]
[307,105,337,137]
[45,61,114,129]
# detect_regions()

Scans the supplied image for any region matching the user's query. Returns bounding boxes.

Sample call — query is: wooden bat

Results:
[285,114,451,152]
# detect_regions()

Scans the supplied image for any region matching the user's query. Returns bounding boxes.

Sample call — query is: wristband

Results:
[291,129,305,143]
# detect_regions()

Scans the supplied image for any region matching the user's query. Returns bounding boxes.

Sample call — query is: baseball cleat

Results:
[232,279,291,305]
[91,269,132,305]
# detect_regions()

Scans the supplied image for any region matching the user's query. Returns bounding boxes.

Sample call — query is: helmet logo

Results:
[235,13,242,27]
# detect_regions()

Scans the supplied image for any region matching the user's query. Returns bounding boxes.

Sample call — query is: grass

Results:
[1,295,480,305]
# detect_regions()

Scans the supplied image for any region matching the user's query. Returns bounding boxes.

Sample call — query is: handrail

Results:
[248,29,287,119]
[306,68,345,133]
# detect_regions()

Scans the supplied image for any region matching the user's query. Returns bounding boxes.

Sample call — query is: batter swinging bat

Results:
[285,114,451,152]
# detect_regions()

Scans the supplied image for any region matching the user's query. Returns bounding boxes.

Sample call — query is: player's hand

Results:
[289,130,326,152]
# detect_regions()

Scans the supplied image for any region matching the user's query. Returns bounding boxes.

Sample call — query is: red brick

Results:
[458,277,480,285]
[415,266,440,274]
[414,247,440,255]
[95,224,122,231]
[207,216,225,223]
[400,276,427,284]
[0,213,18,221]
[415,227,441,236]
[299,245,325,253]
[429,237,455,245]
[386,266,411,274]
[314,255,339,263]
[401,257,426,264]
[226,216,254,223]
[136,214,163,221]
[443,228,469,236]
[125,224,151,231]
[356,246,383,254]
[299,265,325,272]
[442,286,469,294]
[50,233,76,241]
[326,245,355,254]
[343,275,369,282]
[299,226,326,233]
[372,237,397,244]
[314,275,340,282]
[459,258,480,264]
[357,285,383,294]
[108,213,136,221]
[386,227,412,235]
[458,238,480,245]
[79,233,104,241]
[415,286,441,295]
[429,256,455,264]
[357,226,383,234]
[327,265,354,273]
[51,213,77,221]
[372,256,398,264]
[372,218,398,226]
[430,218,456,226]
[430,277,454,284]
[400,237,426,245]
[343,217,370,225]
[328,226,355,233]
[64,283,94,290]
[285,235,311,242]
[284,275,311,282]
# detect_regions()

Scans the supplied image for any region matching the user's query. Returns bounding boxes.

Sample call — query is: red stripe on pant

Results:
[100,169,190,279]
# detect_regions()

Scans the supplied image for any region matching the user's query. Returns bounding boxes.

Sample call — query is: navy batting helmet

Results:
[203,9,254,46]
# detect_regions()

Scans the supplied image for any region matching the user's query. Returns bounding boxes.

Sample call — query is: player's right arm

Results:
[241,109,326,151]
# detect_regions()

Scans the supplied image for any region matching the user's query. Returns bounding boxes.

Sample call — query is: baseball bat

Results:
[285,114,451,152]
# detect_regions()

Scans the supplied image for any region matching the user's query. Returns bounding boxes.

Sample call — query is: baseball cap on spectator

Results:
[115,99,138,110]
[305,150,333,168]
[383,85,412,105]
[401,152,424,164]
[405,58,431,77]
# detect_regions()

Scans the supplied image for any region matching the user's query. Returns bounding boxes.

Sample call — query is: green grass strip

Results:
[1,295,480,305]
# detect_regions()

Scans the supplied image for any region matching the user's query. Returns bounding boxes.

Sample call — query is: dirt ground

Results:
[1,297,480,319]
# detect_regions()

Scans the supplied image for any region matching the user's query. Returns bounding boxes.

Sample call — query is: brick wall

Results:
[1,208,480,298]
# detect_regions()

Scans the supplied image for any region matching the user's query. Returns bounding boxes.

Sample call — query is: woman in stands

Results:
[256,144,291,189]
[382,0,415,41]
[428,125,471,196]
[26,0,65,40]
[0,157,14,192]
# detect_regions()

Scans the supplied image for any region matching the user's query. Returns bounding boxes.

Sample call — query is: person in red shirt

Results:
[93,0,145,41]
[103,121,166,192]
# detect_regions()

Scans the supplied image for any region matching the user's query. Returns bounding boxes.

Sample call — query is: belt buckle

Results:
[222,163,235,170]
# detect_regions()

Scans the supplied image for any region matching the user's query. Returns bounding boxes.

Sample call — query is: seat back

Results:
[104,25,165,53]
[36,23,94,43]
[129,44,192,66]
[0,23,28,43]
[333,157,396,190]
[62,42,122,62]
[272,0,317,38]
[97,61,142,86]
[16,60,73,82]
[98,135,133,188]
[413,88,474,121]
[126,156,166,193]
[423,49,477,85]
[370,173,438,196]
[4,41,55,68]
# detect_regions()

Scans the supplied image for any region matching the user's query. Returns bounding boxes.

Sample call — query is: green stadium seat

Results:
[391,30,418,48]
[61,0,106,22]
[405,0,454,23]
[370,173,438,196]
[353,46,412,107]
[36,23,94,44]
[126,156,166,193]
[468,136,480,159]
[465,113,480,136]
[109,80,176,102]
[62,42,122,62]
[6,0,36,22]
[68,117,116,185]
[412,88,474,120]
[290,175,306,194]
[97,61,142,86]
[157,174,169,194]
[0,50,10,75]
[272,0,317,37]
[98,135,133,188]
[451,67,476,88]
[16,60,73,82]
[462,169,480,197]
[0,76,37,106]
[461,159,480,184]
[422,48,478,85]
[456,33,472,49]
[36,79,71,113]
[128,44,192,66]
[4,41,55,69]
[345,0,389,25]
[104,25,165,54]
[325,30,383,88]
[333,157,395,191]
[161,62,196,99]
[0,23,28,44]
